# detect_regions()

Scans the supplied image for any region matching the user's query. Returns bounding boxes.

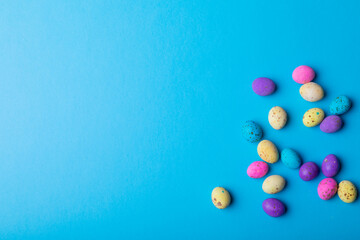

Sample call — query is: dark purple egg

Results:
[299,162,319,181]
[252,77,276,96]
[321,154,340,177]
[262,198,285,217]
[320,115,343,133]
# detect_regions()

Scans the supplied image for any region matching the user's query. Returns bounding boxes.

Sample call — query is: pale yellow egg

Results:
[211,187,231,209]
[268,106,287,130]
[257,140,279,163]
[302,108,324,127]
[262,175,286,194]
[300,82,324,102]
[338,180,357,203]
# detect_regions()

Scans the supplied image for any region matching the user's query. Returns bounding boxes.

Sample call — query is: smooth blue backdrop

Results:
[0,1,359,239]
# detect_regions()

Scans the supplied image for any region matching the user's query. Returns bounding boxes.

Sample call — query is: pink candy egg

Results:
[317,178,337,200]
[292,65,315,84]
[247,161,269,178]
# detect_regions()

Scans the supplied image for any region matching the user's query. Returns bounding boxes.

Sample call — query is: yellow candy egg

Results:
[268,106,287,130]
[299,82,324,102]
[262,175,286,194]
[257,140,279,163]
[338,180,357,203]
[211,187,231,209]
[302,108,324,127]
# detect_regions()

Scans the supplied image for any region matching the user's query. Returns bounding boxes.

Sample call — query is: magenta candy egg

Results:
[262,198,286,217]
[247,161,269,178]
[320,115,343,133]
[299,162,319,181]
[318,178,337,200]
[252,77,276,96]
[321,154,340,177]
[292,65,315,84]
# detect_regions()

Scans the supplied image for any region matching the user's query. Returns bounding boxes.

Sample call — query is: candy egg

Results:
[247,161,269,178]
[252,77,276,96]
[318,178,337,200]
[321,154,340,177]
[281,148,301,169]
[262,198,286,217]
[262,175,286,194]
[320,115,342,133]
[292,65,315,84]
[257,140,279,163]
[338,180,357,203]
[299,82,324,102]
[302,108,324,127]
[268,106,287,130]
[330,96,352,115]
[211,187,231,209]
[241,121,263,143]
[299,162,319,181]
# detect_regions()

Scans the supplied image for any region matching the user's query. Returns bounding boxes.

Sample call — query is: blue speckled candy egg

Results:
[241,121,263,143]
[330,96,352,115]
[281,148,301,169]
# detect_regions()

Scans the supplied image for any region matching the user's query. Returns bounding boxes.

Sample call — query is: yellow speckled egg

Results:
[268,106,287,130]
[302,108,325,127]
[338,180,357,203]
[211,187,231,209]
[299,82,324,102]
[257,140,279,163]
[262,175,286,194]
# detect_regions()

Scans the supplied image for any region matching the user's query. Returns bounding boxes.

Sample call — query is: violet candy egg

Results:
[262,198,285,217]
[299,162,319,181]
[318,178,337,200]
[320,115,343,133]
[321,154,340,177]
[252,77,276,96]
[292,65,315,84]
[247,161,269,178]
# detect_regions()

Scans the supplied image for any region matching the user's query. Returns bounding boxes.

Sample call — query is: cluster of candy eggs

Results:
[211,65,357,216]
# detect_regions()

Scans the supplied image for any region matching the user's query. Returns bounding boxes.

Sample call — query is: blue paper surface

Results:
[0,1,359,239]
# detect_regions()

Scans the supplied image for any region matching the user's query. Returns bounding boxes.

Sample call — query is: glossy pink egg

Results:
[317,178,337,200]
[247,161,269,178]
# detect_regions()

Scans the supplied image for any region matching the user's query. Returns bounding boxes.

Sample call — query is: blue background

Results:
[0,0,359,239]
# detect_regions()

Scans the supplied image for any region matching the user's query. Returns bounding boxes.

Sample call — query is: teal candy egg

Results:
[281,148,301,169]
[330,96,351,115]
[241,121,263,143]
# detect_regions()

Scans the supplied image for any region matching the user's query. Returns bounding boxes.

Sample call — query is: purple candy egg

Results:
[262,198,285,217]
[299,162,319,181]
[320,115,343,133]
[321,154,340,177]
[252,77,276,96]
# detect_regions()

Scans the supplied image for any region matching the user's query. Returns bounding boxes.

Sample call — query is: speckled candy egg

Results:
[320,115,342,133]
[262,198,285,217]
[262,175,286,194]
[211,187,231,209]
[299,82,324,102]
[268,106,287,130]
[318,178,337,200]
[252,77,276,96]
[257,140,279,163]
[247,161,269,178]
[338,180,357,203]
[299,162,319,181]
[330,96,352,115]
[321,154,340,177]
[292,65,315,84]
[303,108,324,127]
[241,121,263,143]
[281,148,301,169]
